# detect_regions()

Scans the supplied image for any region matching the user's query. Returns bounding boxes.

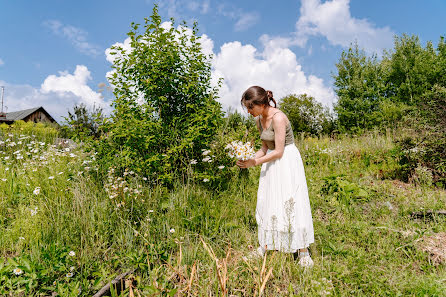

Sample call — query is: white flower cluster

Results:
[104,167,144,208]
[225,141,255,161]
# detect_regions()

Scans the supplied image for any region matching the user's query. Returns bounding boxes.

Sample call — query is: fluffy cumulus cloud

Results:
[212,38,336,111]
[295,0,394,54]
[43,20,101,57]
[0,66,109,123]
[105,22,335,112]
[41,65,107,108]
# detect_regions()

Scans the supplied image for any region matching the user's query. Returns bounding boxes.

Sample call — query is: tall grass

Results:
[1,126,445,296]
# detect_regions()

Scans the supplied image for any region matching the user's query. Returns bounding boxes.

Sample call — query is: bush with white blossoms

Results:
[225,141,256,161]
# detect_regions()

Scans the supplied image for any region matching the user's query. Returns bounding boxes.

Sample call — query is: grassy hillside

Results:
[1,123,445,296]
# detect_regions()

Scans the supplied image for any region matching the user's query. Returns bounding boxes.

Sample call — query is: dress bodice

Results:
[258,112,294,150]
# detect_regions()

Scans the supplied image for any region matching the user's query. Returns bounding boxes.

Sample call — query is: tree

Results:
[384,34,437,105]
[95,5,222,184]
[61,103,104,141]
[279,94,334,136]
[333,42,388,132]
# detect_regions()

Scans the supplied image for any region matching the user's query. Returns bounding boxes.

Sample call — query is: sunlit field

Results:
[1,121,445,296]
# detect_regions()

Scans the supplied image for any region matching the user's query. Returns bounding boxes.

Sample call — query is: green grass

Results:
[1,126,445,296]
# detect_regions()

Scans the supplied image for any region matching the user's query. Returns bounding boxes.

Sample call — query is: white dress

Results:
[256,114,314,253]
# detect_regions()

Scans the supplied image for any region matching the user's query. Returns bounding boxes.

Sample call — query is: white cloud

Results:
[295,0,394,54]
[43,20,101,57]
[211,39,336,112]
[0,58,4,66]
[159,0,211,19]
[217,4,260,32]
[234,12,260,32]
[201,0,210,14]
[105,22,335,112]
[0,66,110,123]
[41,65,107,108]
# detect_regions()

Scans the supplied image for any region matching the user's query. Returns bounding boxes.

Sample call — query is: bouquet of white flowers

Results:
[225,141,256,161]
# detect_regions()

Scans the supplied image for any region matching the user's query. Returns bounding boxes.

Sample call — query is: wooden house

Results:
[0,106,57,125]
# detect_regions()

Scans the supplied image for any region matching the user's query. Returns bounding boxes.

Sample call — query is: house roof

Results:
[0,106,56,123]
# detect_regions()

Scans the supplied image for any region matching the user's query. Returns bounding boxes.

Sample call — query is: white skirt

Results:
[256,144,314,253]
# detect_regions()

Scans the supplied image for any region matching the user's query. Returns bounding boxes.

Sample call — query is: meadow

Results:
[1,121,445,296]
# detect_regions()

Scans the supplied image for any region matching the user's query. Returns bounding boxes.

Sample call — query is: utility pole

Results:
[0,86,5,117]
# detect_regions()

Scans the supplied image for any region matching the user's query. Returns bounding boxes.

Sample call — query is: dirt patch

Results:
[418,232,446,265]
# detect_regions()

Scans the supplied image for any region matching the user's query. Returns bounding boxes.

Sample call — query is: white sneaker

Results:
[298,255,314,268]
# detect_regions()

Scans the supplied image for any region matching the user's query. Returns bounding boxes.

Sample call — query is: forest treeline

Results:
[280,34,446,186]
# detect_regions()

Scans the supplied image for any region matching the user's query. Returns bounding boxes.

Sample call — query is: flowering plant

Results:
[225,141,256,161]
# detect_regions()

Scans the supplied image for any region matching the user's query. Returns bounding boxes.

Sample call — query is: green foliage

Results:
[61,103,104,142]
[384,34,438,105]
[393,85,446,186]
[95,5,222,185]
[333,43,390,132]
[2,125,446,296]
[279,94,334,136]
[321,174,370,206]
[0,120,58,143]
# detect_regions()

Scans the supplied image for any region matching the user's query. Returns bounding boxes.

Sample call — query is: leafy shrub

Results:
[60,103,104,142]
[279,93,334,136]
[321,174,370,206]
[392,85,446,186]
[94,6,223,185]
[0,120,58,144]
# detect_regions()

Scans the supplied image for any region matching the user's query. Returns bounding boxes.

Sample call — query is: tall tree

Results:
[96,5,222,183]
[384,34,437,105]
[333,43,386,132]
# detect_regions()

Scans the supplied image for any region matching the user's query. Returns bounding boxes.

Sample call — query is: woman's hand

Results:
[236,159,256,168]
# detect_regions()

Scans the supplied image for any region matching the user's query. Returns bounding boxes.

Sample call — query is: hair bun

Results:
[266,90,273,100]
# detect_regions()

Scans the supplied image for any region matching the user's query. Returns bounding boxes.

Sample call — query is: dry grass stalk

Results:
[255,250,274,297]
[200,236,230,297]
[186,262,197,296]
[125,278,135,297]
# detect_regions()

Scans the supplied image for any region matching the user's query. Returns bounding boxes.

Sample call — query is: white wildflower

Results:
[68,251,75,257]
[218,165,225,169]
[169,228,175,233]
[33,187,41,195]
[203,178,209,182]
[13,268,23,275]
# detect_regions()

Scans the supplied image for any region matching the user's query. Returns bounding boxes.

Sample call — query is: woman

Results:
[237,86,314,267]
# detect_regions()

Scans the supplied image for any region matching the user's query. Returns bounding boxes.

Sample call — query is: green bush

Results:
[279,94,334,136]
[60,103,104,142]
[94,6,223,185]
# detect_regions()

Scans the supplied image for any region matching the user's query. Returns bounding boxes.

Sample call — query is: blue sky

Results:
[0,0,445,122]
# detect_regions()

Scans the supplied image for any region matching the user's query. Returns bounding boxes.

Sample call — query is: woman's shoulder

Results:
[272,109,288,121]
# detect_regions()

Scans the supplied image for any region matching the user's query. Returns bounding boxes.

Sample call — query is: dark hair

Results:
[241,86,277,110]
